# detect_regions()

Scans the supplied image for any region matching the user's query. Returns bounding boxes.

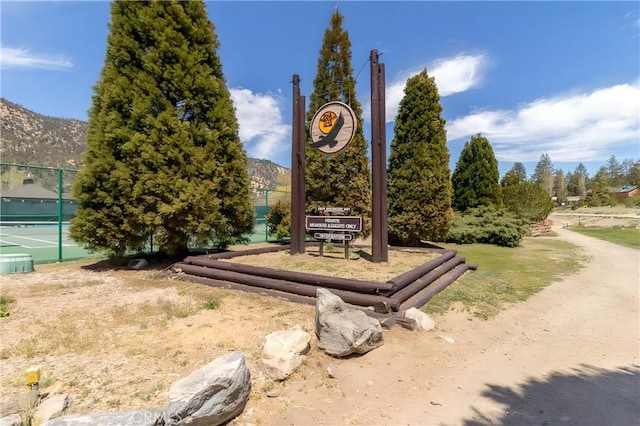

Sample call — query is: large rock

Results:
[0,413,21,426]
[162,351,251,426]
[315,288,383,357]
[403,307,436,331]
[42,409,162,426]
[259,328,311,381]
[34,393,71,424]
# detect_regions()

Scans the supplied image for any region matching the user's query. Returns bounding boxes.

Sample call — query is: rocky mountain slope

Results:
[0,98,290,192]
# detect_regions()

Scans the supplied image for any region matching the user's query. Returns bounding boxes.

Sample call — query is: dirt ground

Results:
[0,214,638,425]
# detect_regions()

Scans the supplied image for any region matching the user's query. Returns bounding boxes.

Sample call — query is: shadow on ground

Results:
[465,364,640,425]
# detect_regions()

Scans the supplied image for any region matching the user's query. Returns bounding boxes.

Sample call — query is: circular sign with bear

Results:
[309,101,357,155]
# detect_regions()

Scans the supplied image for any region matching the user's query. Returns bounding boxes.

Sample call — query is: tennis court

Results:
[0,223,97,264]
[0,221,275,264]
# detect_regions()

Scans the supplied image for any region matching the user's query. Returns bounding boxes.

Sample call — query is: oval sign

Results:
[309,101,357,155]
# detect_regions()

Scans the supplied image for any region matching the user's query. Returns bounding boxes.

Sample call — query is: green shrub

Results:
[445,206,528,247]
[0,296,15,317]
[624,195,640,208]
[265,200,292,240]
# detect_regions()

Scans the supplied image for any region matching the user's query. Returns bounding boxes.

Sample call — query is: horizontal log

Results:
[399,264,472,312]
[174,273,317,306]
[174,263,398,310]
[386,257,465,303]
[196,244,290,260]
[182,256,393,293]
[175,273,392,321]
[387,250,457,290]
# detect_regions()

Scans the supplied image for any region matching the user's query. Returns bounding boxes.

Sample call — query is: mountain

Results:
[1,98,87,169]
[0,98,290,193]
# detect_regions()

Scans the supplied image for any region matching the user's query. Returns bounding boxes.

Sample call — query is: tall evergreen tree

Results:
[620,158,638,184]
[532,153,554,195]
[70,0,254,256]
[451,134,502,211]
[565,171,577,197]
[605,155,623,186]
[586,166,614,206]
[305,9,371,236]
[553,169,568,205]
[626,159,640,185]
[512,162,527,182]
[387,70,453,245]
[500,162,527,187]
[574,162,588,199]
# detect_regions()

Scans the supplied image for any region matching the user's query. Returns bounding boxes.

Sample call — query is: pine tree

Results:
[70,0,254,256]
[574,163,588,200]
[553,169,568,205]
[305,8,372,236]
[451,134,502,211]
[605,155,623,186]
[512,162,527,182]
[532,153,554,195]
[500,162,527,187]
[387,70,453,245]
[625,159,640,185]
[586,166,614,206]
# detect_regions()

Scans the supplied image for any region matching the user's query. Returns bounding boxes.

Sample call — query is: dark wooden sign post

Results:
[370,49,389,262]
[290,74,306,255]
[290,49,387,262]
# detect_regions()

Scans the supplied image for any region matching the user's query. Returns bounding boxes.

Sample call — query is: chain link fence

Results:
[1,163,291,263]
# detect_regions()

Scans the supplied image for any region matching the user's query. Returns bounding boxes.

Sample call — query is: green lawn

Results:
[423,236,585,319]
[567,227,640,250]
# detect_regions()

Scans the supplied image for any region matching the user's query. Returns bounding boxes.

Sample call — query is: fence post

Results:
[265,190,269,242]
[57,168,63,262]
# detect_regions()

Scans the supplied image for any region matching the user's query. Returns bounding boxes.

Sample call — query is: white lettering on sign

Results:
[305,216,363,232]
[314,232,353,241]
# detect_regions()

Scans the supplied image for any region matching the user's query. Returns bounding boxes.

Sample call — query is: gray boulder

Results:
[42,409,162,426]
[259,327,311,381]
[315,288,383,357]
[162,351,251,426]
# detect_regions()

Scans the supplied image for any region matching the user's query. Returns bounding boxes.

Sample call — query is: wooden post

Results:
[291,75,306,255]
[370,50,389,262]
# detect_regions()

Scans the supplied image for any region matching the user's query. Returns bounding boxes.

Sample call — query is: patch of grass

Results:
[424,237,585,319]
[567,227,640,249]
[201,299,221,310]
[0,295,15,317]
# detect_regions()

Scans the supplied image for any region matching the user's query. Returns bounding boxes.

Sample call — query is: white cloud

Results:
[0,46,73,70]
[383,53,488,122]
[230,88,290,161]
[446,82,640,162]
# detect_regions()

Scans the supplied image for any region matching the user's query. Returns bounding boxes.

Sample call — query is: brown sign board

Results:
[305,216,362,232]
[309,101,357,155]
[313,232,353,241]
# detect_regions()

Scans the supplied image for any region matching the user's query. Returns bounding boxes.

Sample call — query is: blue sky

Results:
[1,1,639,179]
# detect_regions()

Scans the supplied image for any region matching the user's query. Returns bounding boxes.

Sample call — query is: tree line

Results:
[70,1,638,256]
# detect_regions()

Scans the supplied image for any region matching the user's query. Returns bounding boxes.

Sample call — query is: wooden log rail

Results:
[173,262,398,310]
[174,244,476,317]
[182,256,393,294]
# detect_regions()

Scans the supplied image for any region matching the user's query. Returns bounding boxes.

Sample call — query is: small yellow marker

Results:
[25,366,40,391]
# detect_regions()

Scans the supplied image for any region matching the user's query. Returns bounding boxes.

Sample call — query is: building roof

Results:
[609,185,638,194]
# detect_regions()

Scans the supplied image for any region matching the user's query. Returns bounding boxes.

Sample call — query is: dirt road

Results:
[255,225,639,425]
